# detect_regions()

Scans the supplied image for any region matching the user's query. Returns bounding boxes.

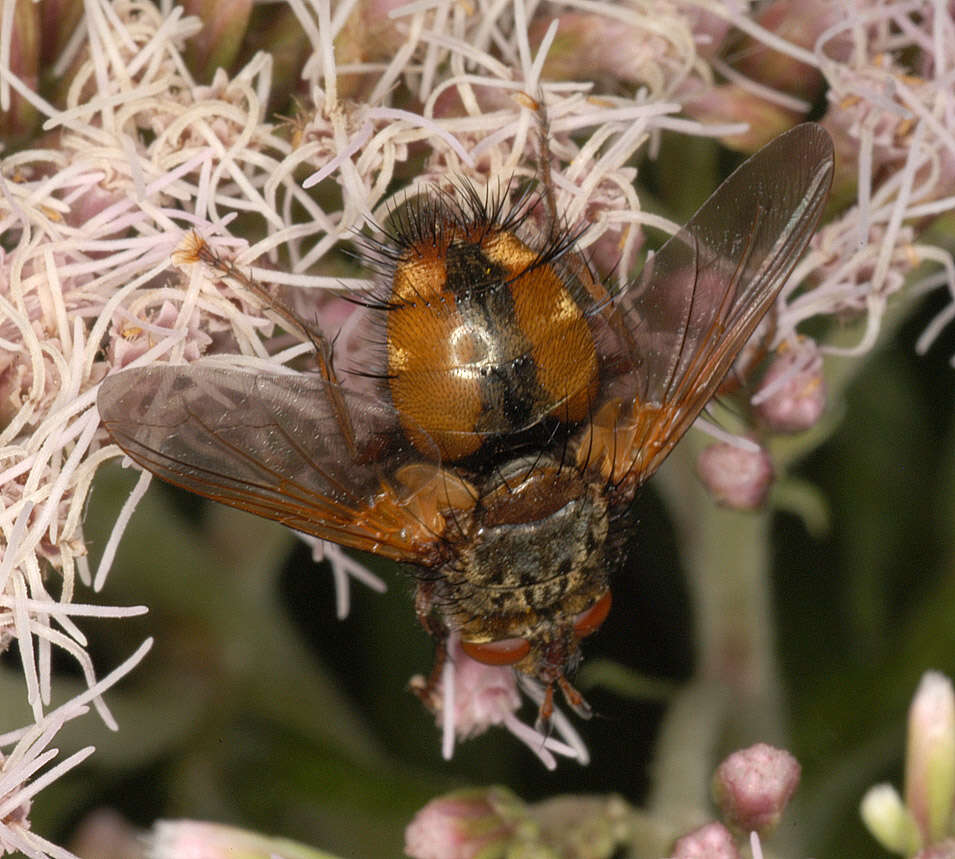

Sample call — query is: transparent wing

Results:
[591,123,834,487]
[97,365,454,563]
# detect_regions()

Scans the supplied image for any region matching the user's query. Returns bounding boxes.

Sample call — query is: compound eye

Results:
[573,590,612,639]
[460,636,531,666]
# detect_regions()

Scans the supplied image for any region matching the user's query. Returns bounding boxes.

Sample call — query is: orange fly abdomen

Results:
[483,229,598,426]
[387,218,599,461]
[387,242,485,460]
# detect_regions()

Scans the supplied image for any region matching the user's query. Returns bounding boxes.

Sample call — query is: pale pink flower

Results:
[412,636,589,770]
[2,7,955,858]
[0,640,151,858]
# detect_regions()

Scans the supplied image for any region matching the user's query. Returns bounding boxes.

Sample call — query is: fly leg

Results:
[557,674,593,720]
[409,582,450,714]
[533,675,593,734]
[524,91,560,239]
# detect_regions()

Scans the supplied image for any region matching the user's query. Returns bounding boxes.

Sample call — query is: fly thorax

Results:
[443,457,609,641]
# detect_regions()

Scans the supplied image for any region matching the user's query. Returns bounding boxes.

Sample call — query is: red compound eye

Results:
[460,636,531,666]
[573,590,612,639]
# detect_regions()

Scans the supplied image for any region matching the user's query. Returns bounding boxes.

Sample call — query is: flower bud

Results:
[697,441,774,511]
[753,340,826,433]
[671,821,740,859]
[906,672,955,845]
[404,787,531,859]
[712,743,801,835]
[148,819,329,858]
[860,783,922,856]
[69,809,144,859]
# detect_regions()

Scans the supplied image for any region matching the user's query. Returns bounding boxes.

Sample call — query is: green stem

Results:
[644,288,926,843]
[647,438,783,821]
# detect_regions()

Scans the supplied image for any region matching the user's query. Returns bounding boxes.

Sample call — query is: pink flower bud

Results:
[713,743,801,835]
[697,441,774,511]
[68,809,143,859]
[671,821,740,859]
[754,341,826,433]
[405,788,528,859]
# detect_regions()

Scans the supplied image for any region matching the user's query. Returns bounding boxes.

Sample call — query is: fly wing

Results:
[597,123,834,486]
[97,365,453,563]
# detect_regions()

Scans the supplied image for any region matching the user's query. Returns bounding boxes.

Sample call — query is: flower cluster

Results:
[403,741,802,859]
[689,0,955,507]
[1,0,746,804]
[0,0,953,856]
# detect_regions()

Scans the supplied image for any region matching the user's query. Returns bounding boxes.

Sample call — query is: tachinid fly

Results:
[97,122,834,730]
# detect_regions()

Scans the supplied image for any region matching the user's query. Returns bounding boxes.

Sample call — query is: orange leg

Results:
[557,674,593,720]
